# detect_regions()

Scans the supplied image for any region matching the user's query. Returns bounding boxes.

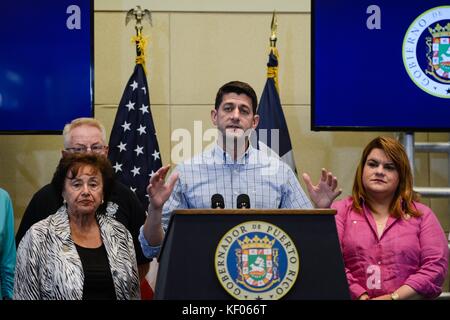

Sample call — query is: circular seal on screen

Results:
[402,6,450,98]
[214,221,299,300]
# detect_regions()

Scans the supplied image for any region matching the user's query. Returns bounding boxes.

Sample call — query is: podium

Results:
[154,209,350,300]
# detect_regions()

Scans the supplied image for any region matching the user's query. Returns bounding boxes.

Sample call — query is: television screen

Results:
[0,0,92,133]
[312,0,450,131]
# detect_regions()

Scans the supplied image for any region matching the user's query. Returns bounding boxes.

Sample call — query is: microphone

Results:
[211,194,225,209]
[237,194,250,209]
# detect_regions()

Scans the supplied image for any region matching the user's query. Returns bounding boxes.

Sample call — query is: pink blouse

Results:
[332,197,448,299]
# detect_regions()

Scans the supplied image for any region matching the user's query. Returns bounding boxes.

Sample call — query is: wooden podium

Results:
[154,209,350,300]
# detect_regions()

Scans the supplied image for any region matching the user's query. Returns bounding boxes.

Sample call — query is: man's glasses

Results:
[65,145,106,154]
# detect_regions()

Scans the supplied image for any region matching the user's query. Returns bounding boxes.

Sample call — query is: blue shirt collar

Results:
[213,143,253,164]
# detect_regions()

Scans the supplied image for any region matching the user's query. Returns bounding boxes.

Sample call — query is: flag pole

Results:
[268,11,279,92]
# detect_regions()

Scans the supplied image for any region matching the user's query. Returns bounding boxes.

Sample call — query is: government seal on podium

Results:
[214,221,299,300]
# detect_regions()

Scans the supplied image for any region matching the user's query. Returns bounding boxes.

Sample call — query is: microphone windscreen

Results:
[237,194,250,209]
[211,193,225,209]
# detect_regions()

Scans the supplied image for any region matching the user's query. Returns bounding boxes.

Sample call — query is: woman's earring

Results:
[101,199,104,204]
[63,199,67,204]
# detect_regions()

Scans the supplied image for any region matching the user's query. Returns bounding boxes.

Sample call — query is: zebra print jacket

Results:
[13,206,140,300]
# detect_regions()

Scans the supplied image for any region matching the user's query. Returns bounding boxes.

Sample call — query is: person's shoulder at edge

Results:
[0,187,11,199]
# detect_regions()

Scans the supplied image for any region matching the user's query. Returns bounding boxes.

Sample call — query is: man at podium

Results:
[138,81,341,259]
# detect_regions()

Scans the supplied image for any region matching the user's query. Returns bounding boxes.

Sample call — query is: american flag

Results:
[108,63,162,209]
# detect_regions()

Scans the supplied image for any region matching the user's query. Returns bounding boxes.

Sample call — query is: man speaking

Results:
[138,81,341,259]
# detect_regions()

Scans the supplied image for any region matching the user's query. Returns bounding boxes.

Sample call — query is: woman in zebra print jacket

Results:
[14,153,140,300]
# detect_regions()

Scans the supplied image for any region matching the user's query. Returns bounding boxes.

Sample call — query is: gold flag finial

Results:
[125,5,152,36]
[267,11,280,92]
[125,6,152,73]
[270,11,277,47]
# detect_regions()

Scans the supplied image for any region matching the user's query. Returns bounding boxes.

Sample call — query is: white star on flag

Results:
[121,121,131,132]
[149,170,155,178]
[137,125,147,135]
[134,145,144,156]
[130,187,137,193]
[130,81,138,91]
[117,142,127,152]
[152,150,160,160]
[125,101,135,111]
[131,166,141,177]
[140,104,149,115]
[141,86,147,95]
[113,162,123,173]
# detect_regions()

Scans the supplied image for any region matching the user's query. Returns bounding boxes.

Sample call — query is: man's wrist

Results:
[148,203,162,212]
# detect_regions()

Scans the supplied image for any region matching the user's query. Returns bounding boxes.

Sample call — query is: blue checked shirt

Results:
[139,144,313,258]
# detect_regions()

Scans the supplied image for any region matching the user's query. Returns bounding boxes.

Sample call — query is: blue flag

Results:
[108,63,162,209]
[256,50,297,173]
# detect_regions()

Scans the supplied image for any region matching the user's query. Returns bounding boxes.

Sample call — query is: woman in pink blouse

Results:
[331,136,448,300]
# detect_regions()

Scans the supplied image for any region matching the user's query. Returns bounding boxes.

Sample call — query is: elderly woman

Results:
[14,153,140,300]
[331,136,448,300]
